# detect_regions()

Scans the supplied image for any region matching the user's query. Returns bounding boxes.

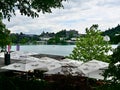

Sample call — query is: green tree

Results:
[47,36,60,44]
[0,0,66,20]
[104,44,120,83]
[10,33,18,44]
[0,20,11,51]
[56,30,66,37]
[69,25,111,62]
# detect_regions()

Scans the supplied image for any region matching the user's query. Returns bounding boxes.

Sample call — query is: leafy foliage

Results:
[104,44,120,83]
[0,0,66,21]
[69,25,111,62]
[0,20,11,51]
[56,30,67,37]
[10,33,40,45]
[47,36,67,45]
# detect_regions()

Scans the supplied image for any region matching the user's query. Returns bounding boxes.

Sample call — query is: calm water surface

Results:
[11,45,117,56]
[11,45,75,56]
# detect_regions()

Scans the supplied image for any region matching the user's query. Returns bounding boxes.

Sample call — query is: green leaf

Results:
[68,24,112,62]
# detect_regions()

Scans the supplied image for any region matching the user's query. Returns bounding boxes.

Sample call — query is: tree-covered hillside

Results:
[10,29,80,45]
[10,33,40,45]
[102,24,120,44]
[10,25,120,45]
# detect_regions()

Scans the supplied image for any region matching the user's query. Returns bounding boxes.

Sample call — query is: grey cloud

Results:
[97,0,120,7]
[3,0,120,34]
[63,0,91,10]
[21,28,53,35]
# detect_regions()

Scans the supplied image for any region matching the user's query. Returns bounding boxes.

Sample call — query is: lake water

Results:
[11,45,75,56]
[11,45,117,56]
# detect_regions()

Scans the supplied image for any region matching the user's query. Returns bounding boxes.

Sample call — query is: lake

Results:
[11,45,75,56]
[11,45,117,56]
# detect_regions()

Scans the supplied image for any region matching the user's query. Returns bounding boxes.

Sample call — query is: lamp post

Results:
[104,35,110,42]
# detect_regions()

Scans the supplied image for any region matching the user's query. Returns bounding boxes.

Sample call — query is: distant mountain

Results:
[102,24,120,44]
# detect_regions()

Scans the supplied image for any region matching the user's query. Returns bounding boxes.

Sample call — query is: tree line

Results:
[10,29,80,45]
[10,24,120,45]
[102,24,120,44]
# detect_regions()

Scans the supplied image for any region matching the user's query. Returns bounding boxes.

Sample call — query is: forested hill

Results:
[102,24,120,44]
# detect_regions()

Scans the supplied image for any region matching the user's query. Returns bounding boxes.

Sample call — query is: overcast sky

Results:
[3,0,120,35]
